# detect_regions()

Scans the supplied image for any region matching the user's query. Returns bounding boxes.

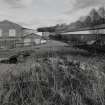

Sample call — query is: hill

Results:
[42,6,105,33]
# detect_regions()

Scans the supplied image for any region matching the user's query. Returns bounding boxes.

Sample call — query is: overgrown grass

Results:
[0,54,105,105]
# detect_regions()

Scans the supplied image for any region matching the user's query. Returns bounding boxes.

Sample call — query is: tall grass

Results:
[0,54,105,105]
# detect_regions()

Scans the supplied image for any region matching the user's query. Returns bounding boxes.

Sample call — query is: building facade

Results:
[0,20,24,49]
[60,29,105,42]
[0,20,46,49]
[23,33,41,46]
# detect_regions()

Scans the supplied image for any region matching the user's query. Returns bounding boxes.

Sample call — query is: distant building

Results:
[23,33,41,46]
[59,28,105,45]
[0,20,46,49]
[37,26,55,39]
[0,20,24,49]
[23,28,37,36]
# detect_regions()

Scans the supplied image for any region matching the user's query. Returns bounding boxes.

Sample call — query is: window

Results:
[24,38,31,46]
[9,29,16,37]
[0,29,2,37]
[34,39,40,44]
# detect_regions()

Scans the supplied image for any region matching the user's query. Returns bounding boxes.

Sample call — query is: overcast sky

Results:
[0,0,105,29]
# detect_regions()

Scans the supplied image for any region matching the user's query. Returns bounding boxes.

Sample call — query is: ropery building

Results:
[0,20,24,49]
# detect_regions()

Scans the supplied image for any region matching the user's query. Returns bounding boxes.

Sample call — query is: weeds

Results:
[0,52,105,105]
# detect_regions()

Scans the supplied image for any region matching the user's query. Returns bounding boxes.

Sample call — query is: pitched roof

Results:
[0,20,23,28]
[23,33,41,38]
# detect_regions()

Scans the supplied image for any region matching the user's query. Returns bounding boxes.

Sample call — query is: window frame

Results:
[9,29,16,37]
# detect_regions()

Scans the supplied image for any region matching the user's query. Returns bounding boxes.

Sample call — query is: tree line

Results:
[54,7,105,32]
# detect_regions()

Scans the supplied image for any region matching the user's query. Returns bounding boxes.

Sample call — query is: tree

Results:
[89,8,101,25]
[98,7,105,24]
[83,16,92,26]
[74,20,84,28]
[98,7,105,18]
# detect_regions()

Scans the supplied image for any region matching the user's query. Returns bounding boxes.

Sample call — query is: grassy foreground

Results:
[0,53,105,105]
